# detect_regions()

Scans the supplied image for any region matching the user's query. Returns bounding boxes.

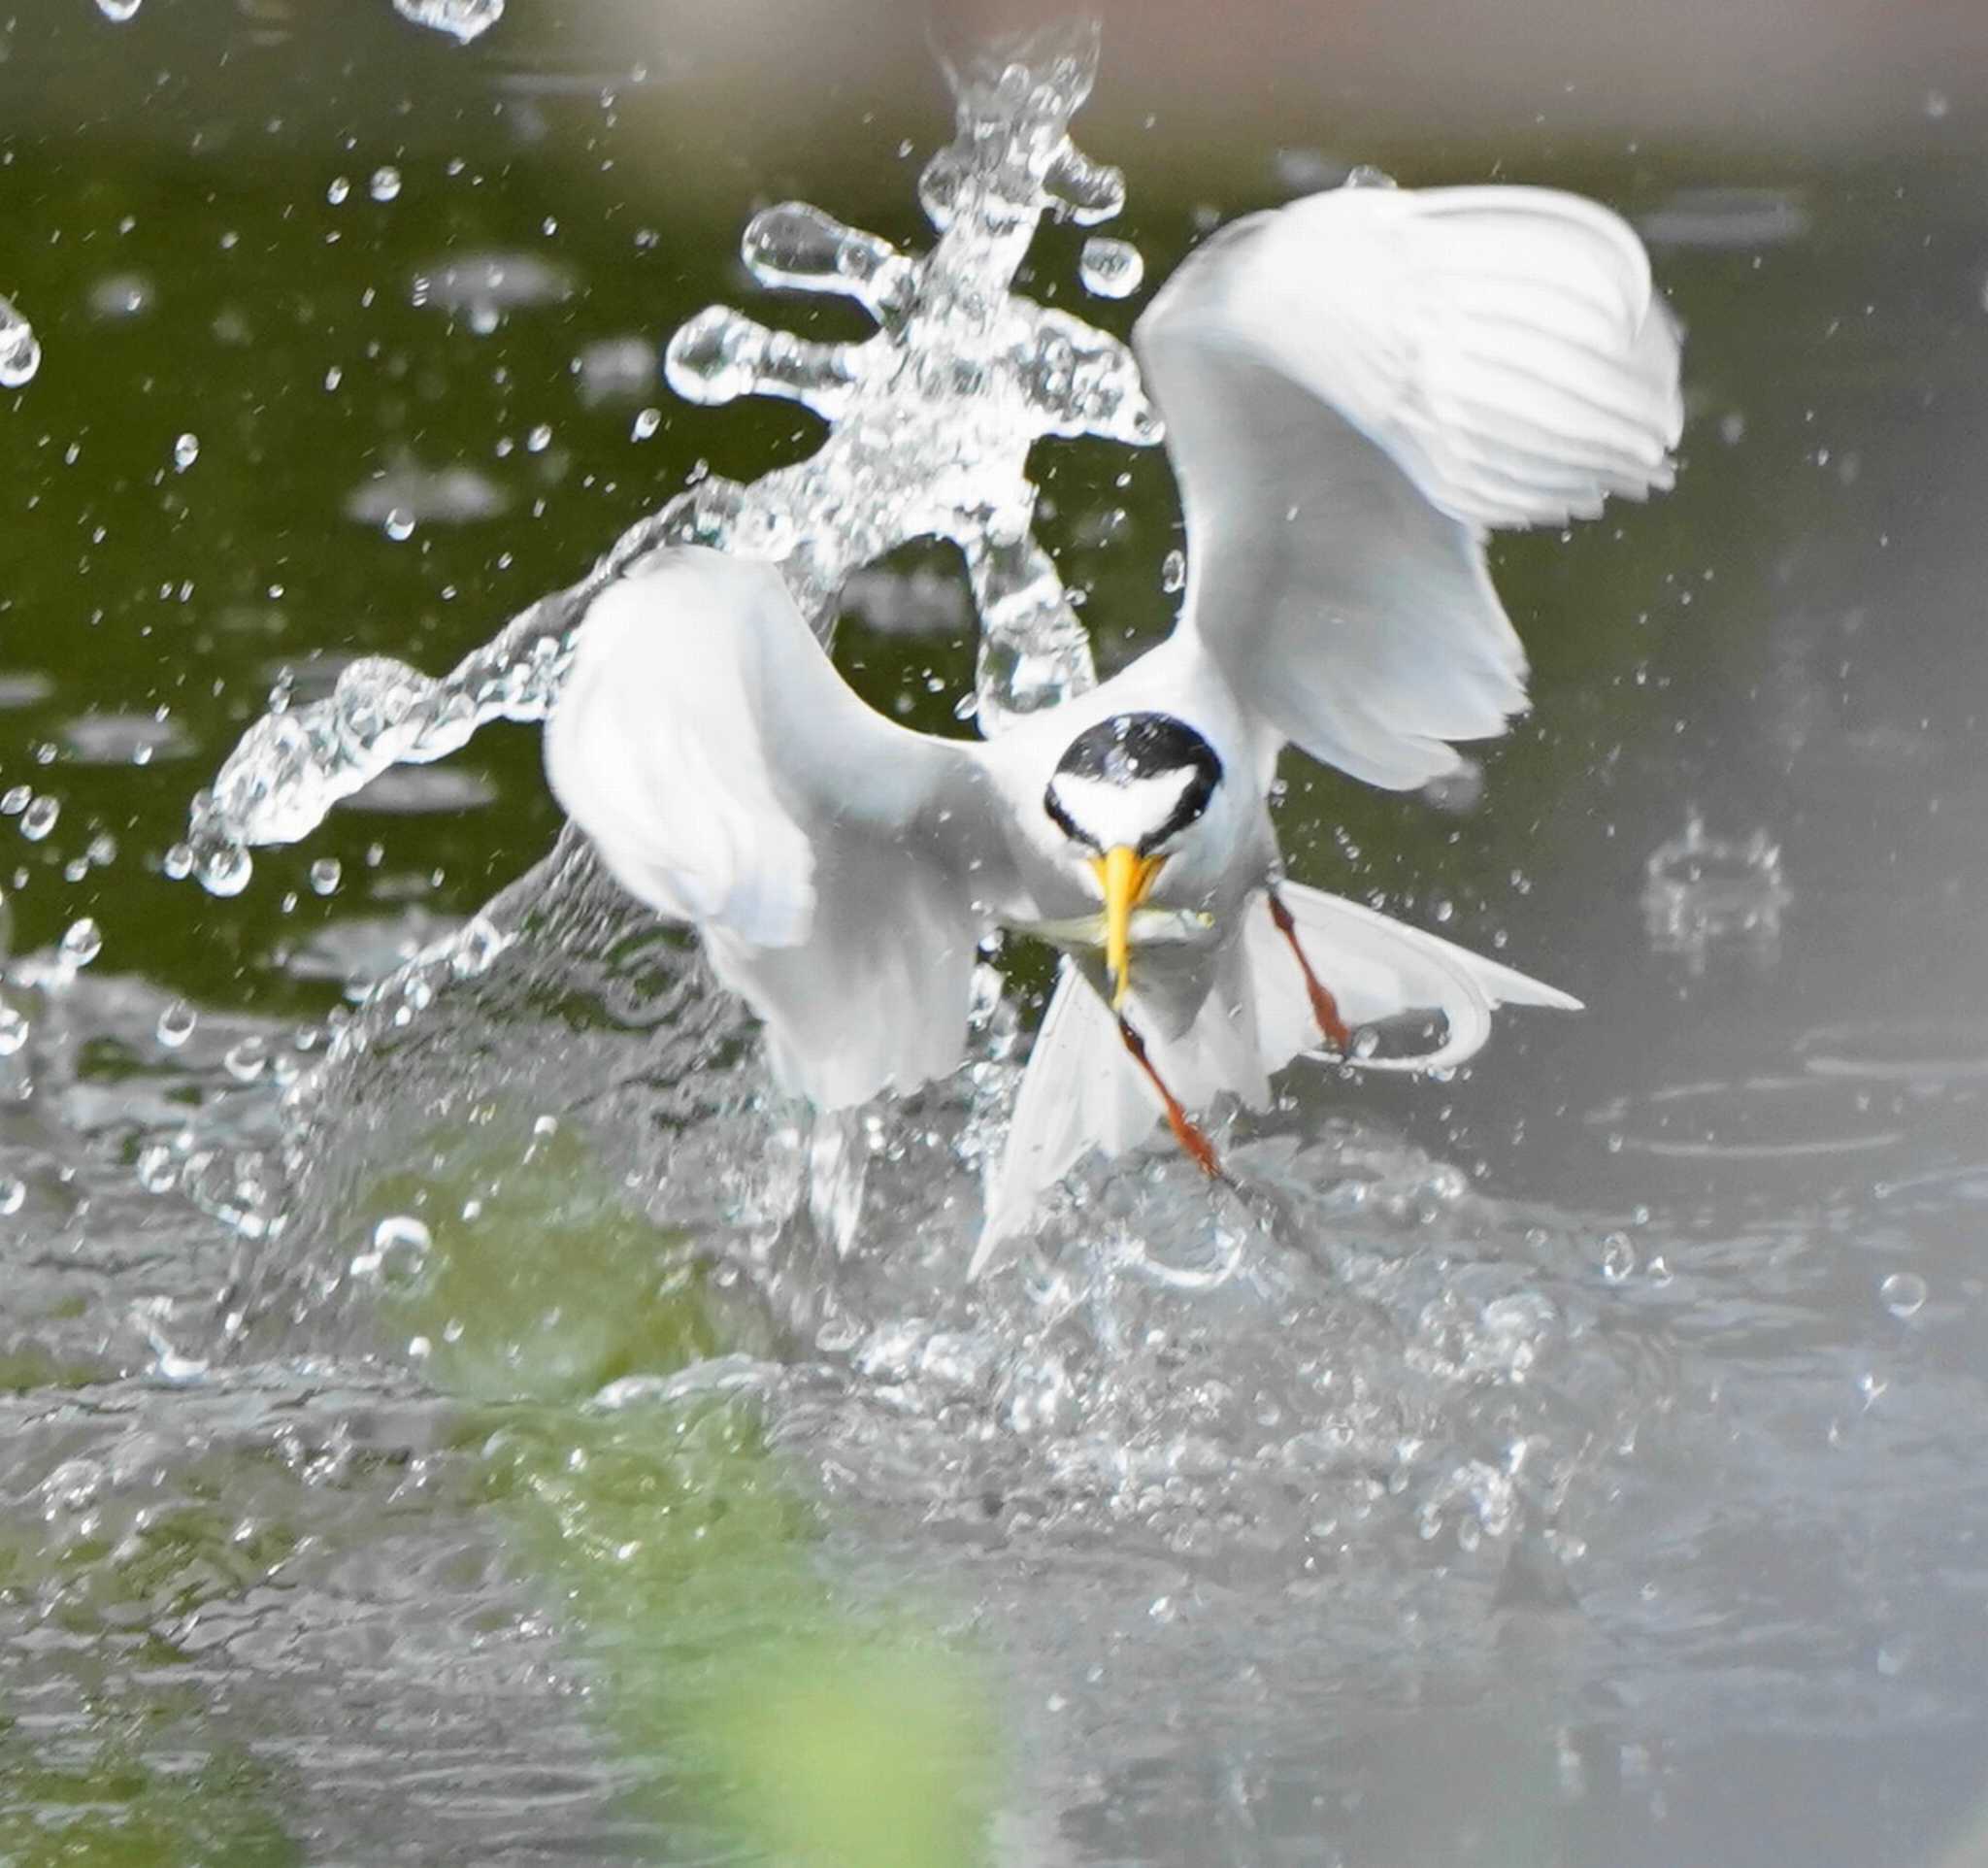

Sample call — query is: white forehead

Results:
[1046,767,1203,850]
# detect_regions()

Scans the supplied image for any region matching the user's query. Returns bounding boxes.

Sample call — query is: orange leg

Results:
[1116,1015,1230,1185]
[1267,888,1351,1052]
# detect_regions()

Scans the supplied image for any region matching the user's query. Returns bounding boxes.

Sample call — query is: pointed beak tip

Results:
[1092,843,1146,1014]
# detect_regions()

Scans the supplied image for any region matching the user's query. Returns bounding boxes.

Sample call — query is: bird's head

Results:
[1043,711,1224,1009]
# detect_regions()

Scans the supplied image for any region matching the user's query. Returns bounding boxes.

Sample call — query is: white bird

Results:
[545,183,1683,1273]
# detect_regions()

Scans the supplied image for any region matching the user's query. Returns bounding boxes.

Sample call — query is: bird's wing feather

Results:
[973,956,1160,1272]
[546,547,1014,1109]
[1135,184,1682,789]
[1243,882,1579,1078]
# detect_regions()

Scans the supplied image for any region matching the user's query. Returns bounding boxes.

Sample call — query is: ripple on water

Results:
[1586,1075,1910,1176]
[1796,1017,1988,1084]
[0,671,54,710]
[408,250,573,323]
[61,710,196,765]
[343,456,512,530]
[286,909,466,998]
[347,766,499,815]
[1636,186,1811,250]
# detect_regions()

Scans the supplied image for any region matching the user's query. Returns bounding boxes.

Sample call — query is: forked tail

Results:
[971,882,1578,1275]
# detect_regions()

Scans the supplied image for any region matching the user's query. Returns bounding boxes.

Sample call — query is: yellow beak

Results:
[1091,845,1165,1010]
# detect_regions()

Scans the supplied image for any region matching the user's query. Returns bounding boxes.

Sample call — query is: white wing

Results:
[1136,183,1683,789]
[545,547,1018,1110]
[973,956,1158,1273]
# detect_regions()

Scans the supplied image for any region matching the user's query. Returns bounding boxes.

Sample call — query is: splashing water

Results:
[1642,810,1792,974]
[145,26,1664,1724]
[178,17,1153,896]
[389,0,503,44]
[0,293,41,388]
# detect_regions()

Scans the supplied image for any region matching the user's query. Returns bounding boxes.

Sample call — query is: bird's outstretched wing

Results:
[545,548,1015,1109]
[1135,184,1682,789]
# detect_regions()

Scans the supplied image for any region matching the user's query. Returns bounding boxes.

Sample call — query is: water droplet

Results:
[631,406,661,441]
[59,917,103,968]
[1600,1233,1637,1283]
[173,431,199,471]
[1160,548,1186,593]
[369,166,402,203]
[383,507,416,542]
[199,842,252,897]
[95,0,142,17]
[389,0,503,43]
[0,1176,22,1216]
[309,856,342,895]
[1077,235,1144,298]
[136,1144,179,1192]
[1925,89,1951,120]
[19,794,59,841]
[1880,1271,1927,1318]
[223,1036,268,1083]
[1343,164,1399,189]
[525,422,552,453]
[375,1213,432,1256]
[0,292,40,388]
[352,1213,433,1284]
[326,175,351,206]
[0,1005,27,1055]
[154,999,197,1049]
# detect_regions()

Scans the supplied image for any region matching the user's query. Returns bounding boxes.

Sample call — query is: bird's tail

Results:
[970,883,1578,1275]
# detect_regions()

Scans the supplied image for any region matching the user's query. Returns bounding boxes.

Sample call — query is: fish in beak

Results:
[1090,844,1166,1009]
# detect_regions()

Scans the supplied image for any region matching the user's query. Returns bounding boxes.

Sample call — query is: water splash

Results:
[179,17,1156,895]
[0,293,41,388]
[1642,811,1792,974]
[389,0,502,44]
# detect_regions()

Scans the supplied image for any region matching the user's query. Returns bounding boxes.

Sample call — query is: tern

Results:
[546,183,1682,1271]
